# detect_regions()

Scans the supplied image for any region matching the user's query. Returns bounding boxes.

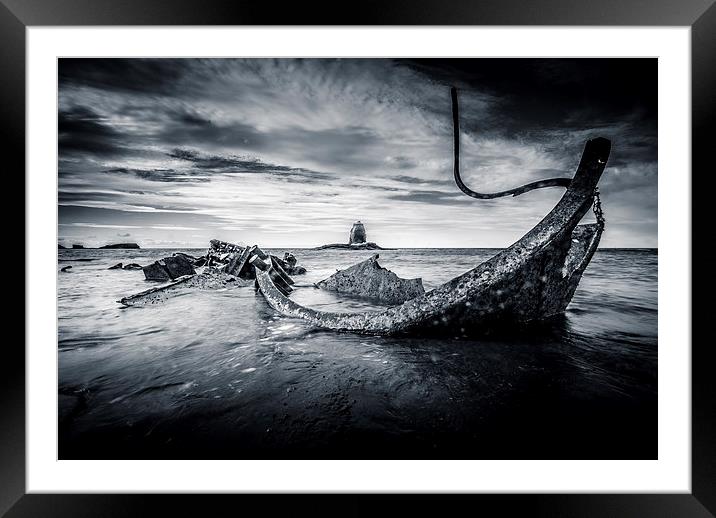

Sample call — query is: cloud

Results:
[386,190,477,206]
[166,148,334,181]
[59,58,191,95]
[58,106,125,156]
[104,167,211,184]
[57,58,657,248]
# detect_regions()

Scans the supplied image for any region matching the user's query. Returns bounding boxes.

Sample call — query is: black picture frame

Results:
[4,0,710,515]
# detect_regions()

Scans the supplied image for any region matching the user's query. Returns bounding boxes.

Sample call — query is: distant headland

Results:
[99,243,140,249]
[59,242,140,249]
[314,221,387,250]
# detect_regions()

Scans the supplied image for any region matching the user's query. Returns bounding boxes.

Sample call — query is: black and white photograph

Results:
[57,57,657,460]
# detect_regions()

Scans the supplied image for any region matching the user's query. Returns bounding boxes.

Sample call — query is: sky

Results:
[58,58,657,248]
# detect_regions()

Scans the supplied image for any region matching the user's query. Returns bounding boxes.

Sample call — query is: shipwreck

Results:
[119,87,610,337]
[249,87,610,335]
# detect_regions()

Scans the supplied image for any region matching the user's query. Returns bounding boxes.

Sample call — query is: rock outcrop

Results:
[164,256,196,279]
[316,254,424,304]
[349,221,367,244]
[72,244,84,249]
[109,262,143,270]
[315,221,386,250]
[143,255,195,281]
[314,242,383,251]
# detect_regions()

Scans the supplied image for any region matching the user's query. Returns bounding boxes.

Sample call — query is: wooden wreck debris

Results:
[248,251,290,296]
[280,252,307,275]
[316,254,424,304]
[119,267,251,307]
[203,239,257,278]
[206,239,244,265]
[223,246,251,276]
[208,239,244,253]
[118,240,309,307]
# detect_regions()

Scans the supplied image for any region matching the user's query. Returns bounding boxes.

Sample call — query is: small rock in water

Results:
[60,265,72,273]
[163,256,195,279]
[142,255,195,281]
[172,252,199,263]
[123,263,143,270]
[143,261,172,281]
[283,252,297,268]
[108,263,123,270]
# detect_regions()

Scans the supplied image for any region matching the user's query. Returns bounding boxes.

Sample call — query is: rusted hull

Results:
[254,137,610,336]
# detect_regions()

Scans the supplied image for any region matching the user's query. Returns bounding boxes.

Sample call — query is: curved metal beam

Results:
[450,86,572,199]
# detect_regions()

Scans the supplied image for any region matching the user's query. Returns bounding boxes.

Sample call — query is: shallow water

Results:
[58,247,657,459]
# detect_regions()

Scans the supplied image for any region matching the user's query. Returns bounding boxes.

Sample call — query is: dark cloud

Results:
[160,118,266,149]
[105,167,211,184]
[386,190,479,206]
[167,149,335,182]
[178,112,213,126]
[403,58,657,137]
[58,105,126,156]
[59,58,190,95]
[59,190,126,203]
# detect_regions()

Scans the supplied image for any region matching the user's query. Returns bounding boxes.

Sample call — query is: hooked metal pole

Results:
[451,86,572,199]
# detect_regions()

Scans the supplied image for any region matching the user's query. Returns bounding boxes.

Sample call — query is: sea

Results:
[58,247,657,459]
